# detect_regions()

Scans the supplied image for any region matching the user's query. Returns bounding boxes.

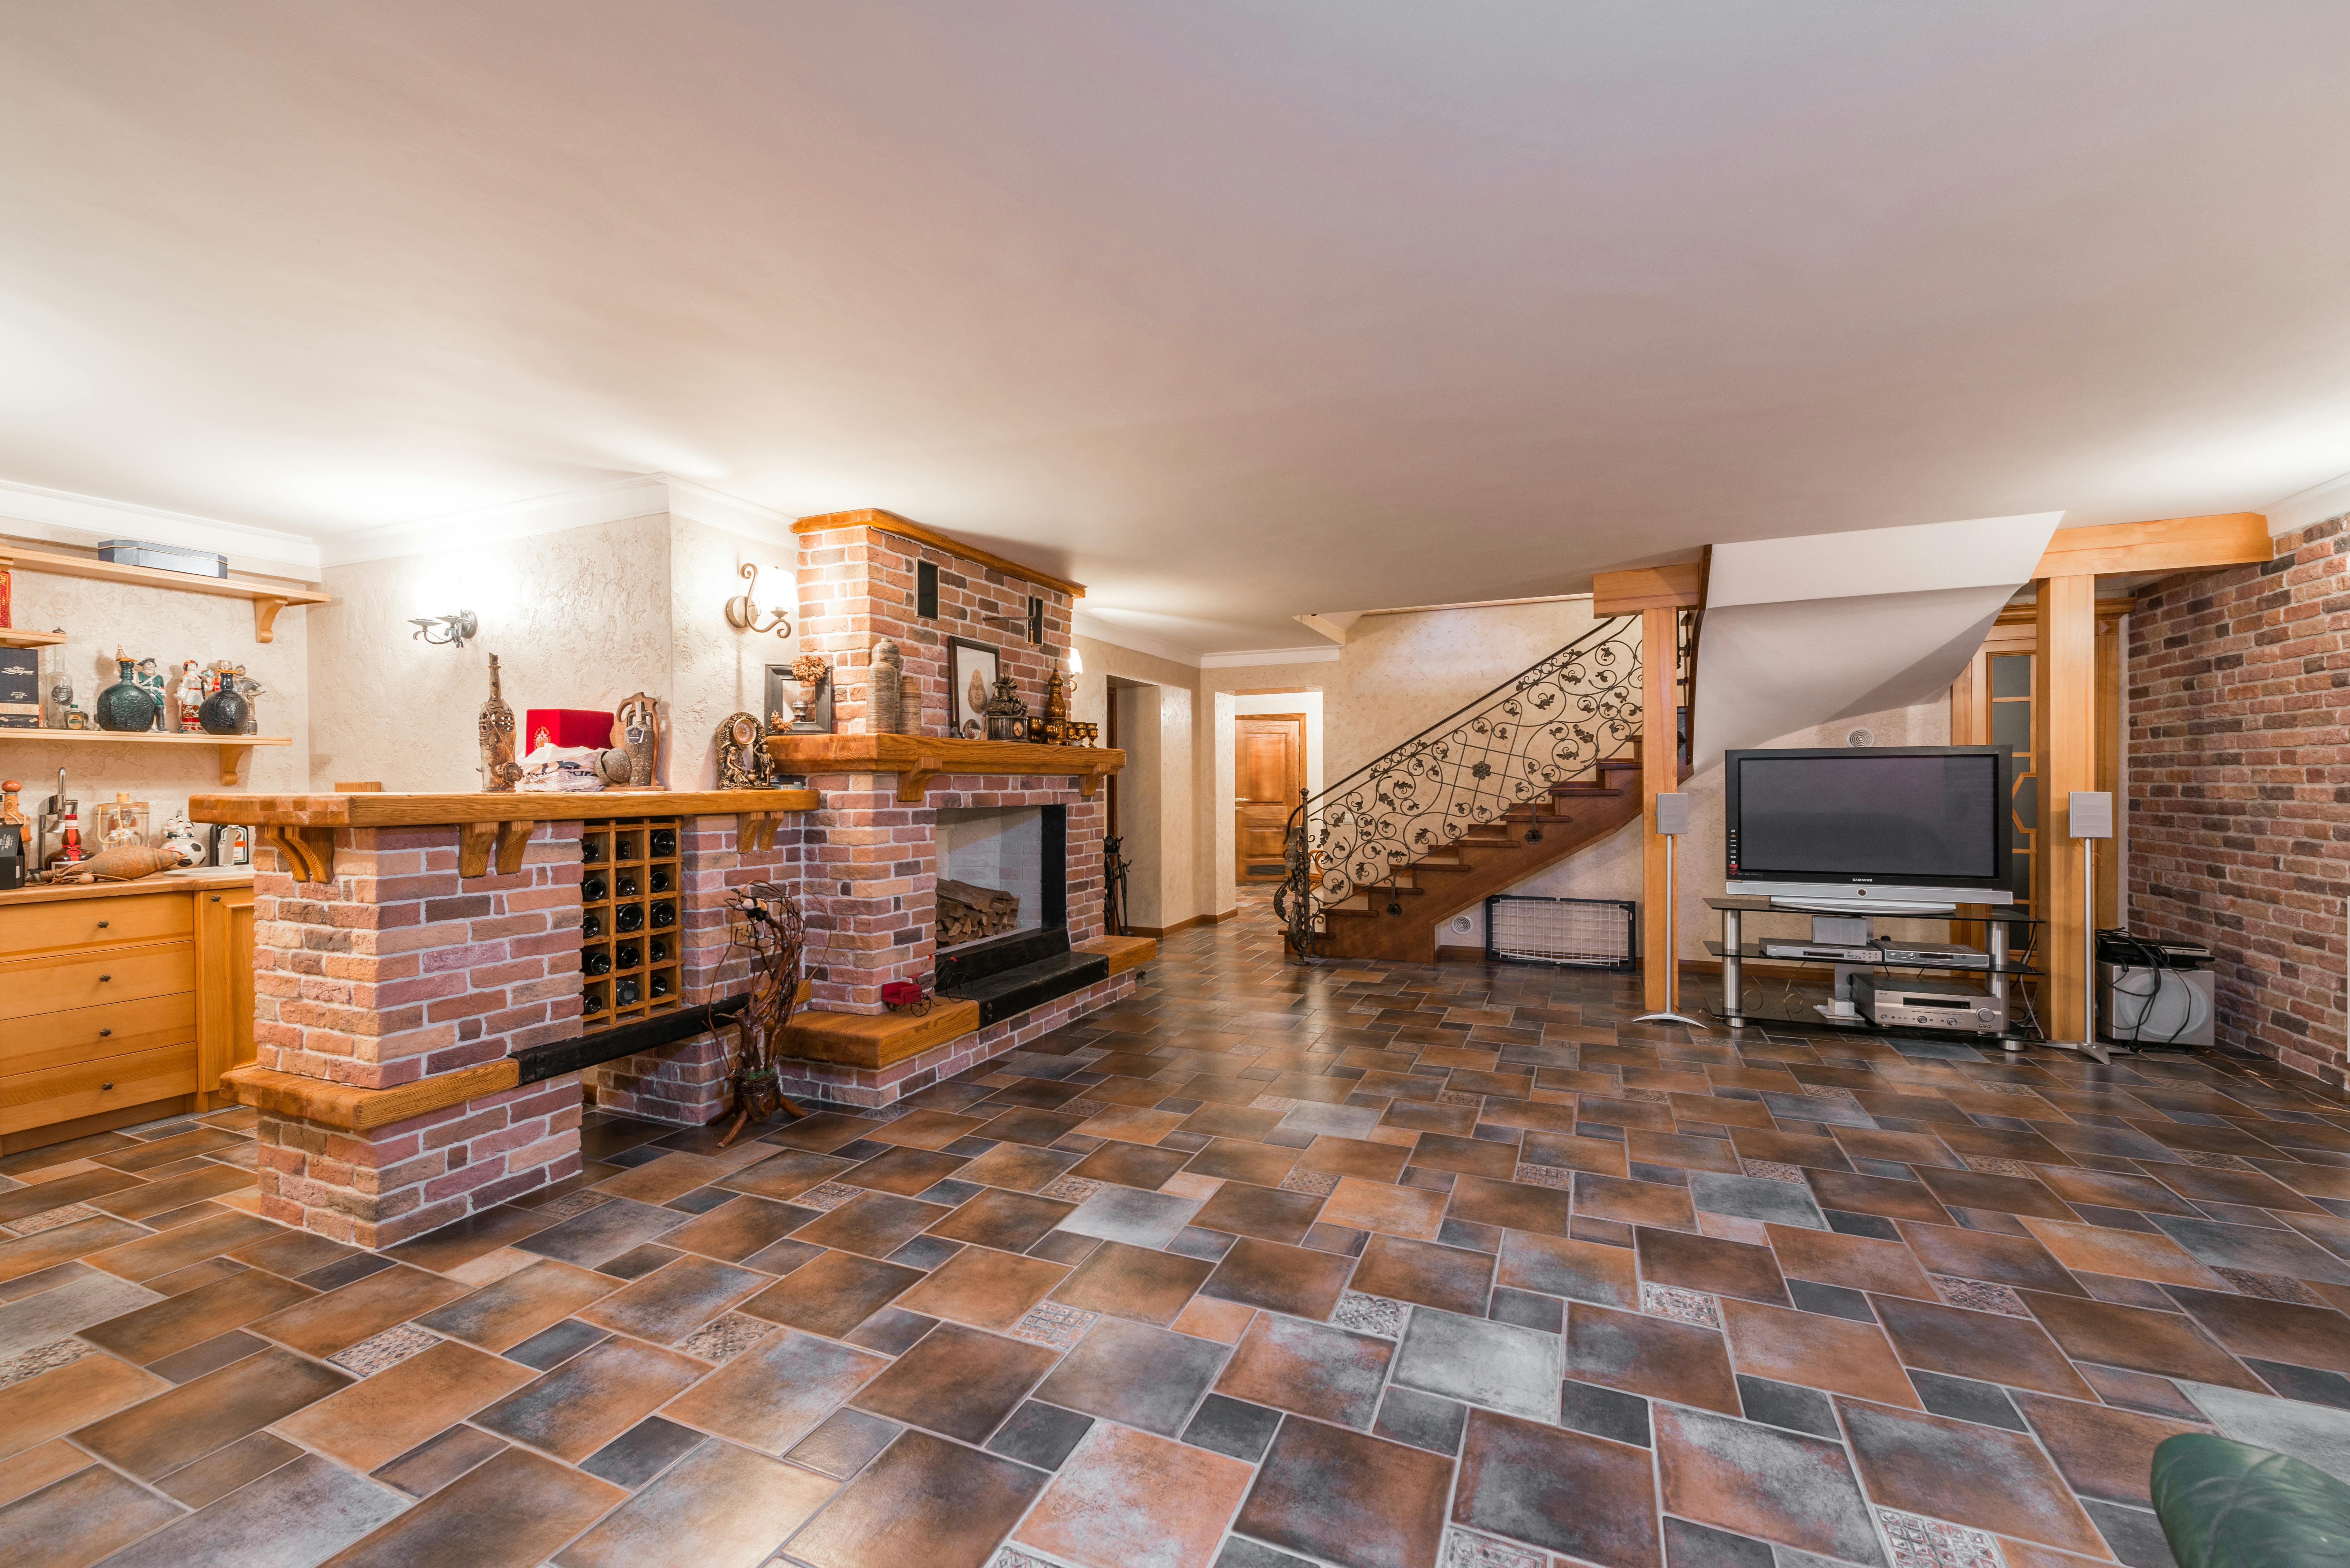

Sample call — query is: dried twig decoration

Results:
[716,880,808,1146]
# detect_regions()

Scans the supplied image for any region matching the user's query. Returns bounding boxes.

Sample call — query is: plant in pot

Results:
[717,880,808,1147]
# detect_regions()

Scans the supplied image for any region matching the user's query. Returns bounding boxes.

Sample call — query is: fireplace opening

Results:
[936,805,1066,952]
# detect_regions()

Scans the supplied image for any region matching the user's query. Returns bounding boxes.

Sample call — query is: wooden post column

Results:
[1641,607,1679,1013]
[2035,574,2098,1041]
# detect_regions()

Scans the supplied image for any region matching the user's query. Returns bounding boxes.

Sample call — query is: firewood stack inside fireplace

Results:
[938,878,1020,945]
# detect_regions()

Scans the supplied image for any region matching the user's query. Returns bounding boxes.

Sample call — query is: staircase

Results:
[1277,614,1689,963]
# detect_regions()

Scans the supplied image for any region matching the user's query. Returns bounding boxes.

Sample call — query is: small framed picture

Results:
[948,638,999,739]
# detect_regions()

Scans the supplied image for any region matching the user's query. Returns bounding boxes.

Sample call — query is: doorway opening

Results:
[1235,713,1305,882]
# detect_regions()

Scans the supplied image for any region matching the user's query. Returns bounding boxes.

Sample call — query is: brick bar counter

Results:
[186,789,816,1246]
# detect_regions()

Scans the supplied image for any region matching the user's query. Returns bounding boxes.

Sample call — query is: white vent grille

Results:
[1486,896,1635,970]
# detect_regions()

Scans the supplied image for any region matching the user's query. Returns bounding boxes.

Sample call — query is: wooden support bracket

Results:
[735,812,783,853]
[897,756,946,803]
[252,596,289,643]
[263,824,335,885]
[458,820,499,878]
[492,820,535,875]
[1076,769,1100,799]
[217,744,251,787]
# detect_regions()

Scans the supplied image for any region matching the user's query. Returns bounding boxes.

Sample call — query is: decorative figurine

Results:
[869,639,903,735]
[235,673,264,735]
[96,647,160,733]
[94,791,148,850]
[135,658,167,732]
[477,654,521,792]
[1041,667,1071,746]
[160,810,208,867]
[982,673,1029,741]
[602,692,659,788]
[176,660,204,732]
[714,710,778,789]
[198,660,249,735]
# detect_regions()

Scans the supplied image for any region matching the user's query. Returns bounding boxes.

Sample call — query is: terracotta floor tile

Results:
[1405,1132,1519,1180]
[1350,1233,1495,1315]
[1177,1104,1287,1142]
[0,1352,170,1462]
[1838,1397,2111,1557]
[789,1191,951,1259]
[2150,1161,2329,1213]
[1718,1297,1920,1408]
[2015,1217,2231,1290]
[1444,1172,1573,1237]
[1214,1312,1393,1428]
[1170,1294,1255,1344]
[2011,1391,2208,1508]
[980,1107,1092,1148]
[557,1437,835,1568]
[1049,1239,1215,1325]
[1635,1227,1789,1307]
[1069,1141,1193,1191]
[656,1195,814,1265]
[1653,1403,1884,1566]
[1236,1416,1453,1568]
[739,1249,923,1338]
[248,1261,467,1357]
[0,1163,150,1218]
[1496,1230,1640,1308]
[0,1463,184,1568]
[1455,1407,1660,1568]
[73,1345,349,1481]
[1870,1294,2097,1399]
[0,1440,87,1510]
[2149,1213,2350,1285]
[91,1163,252,1220]
[1801,1170,1953,1223]
[1763,1222,1937,1299]
[415,1258,619,1350]
[785,1429,1046,1568]
[322,1445,623,1568]
[718,1149,857,1201]
[895,1246,1068,1331]
[1898,1222,2088,1296]
[1914,1166,2082,1221]
[1078,1104,1191,1146]
[471,1337,709,1462]
[2018,1291,2265,1391]
[953,1142,1084,1193]
[851,1321,1058,1443]
[1294,1136,1413,1182]
[837,1146,970,1196]
[575,1255,766,1343]
[1318,1177,1446,1241]
[1727,1127,1850,1171]
[594,1152,733,1205]
[82,1211,280,1284]
[1016,1422,1254,1568]
[1575,1173,1697,1231]
[2164,1283,2350,1374]
[1564,1301,1740,1415]
[1202,1236,1356,1320]
[1180,1138,1301,1187]
[759,1112,890,1154]
[1191,1181,1327,1245]
[1032,1315,1232,1436]
[661,1327,885,1454]
[925,1187,1076,1253]
[272,1337,536,1471]
[0,1217,153,1283]
[861,1108,991,1150]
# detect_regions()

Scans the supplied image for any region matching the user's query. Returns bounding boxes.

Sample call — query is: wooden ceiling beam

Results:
[2032,512,2270,579]
[1591,560,1703,616]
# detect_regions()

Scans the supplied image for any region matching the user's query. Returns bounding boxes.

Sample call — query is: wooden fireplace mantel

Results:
[187,788,822,884]
[766,734,1125,804]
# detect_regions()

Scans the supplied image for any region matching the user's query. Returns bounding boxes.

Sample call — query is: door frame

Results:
[1234,711,1307,883]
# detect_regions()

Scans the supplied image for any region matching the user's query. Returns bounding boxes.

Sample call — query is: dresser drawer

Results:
[0,1042,198,1134]
[0,894,193,958]
[0,943,195,1021]
[0,993,197,1078]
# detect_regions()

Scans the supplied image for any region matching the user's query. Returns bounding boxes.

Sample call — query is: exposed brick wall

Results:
[583,813,804,1125]
[2128,516,2349,1084]
[250,824,586,1244]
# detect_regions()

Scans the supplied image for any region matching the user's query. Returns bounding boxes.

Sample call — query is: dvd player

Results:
[1759,941,1882,962]
[1873,940,1989,969]
[1852,973,2005,1034]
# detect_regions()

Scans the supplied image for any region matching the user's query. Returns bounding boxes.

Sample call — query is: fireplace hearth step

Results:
[939,946,1111,1026]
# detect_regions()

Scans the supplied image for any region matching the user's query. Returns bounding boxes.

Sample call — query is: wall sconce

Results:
[410,611,478,648]
[725,563,791,639]
[1066,646,1084,675]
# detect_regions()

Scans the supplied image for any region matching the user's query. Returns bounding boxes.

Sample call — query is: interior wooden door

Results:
[1236,715,1304,882]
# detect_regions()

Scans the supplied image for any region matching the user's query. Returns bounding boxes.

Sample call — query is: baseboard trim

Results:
[1435,945,1489,963]
[1128,915,1207,937]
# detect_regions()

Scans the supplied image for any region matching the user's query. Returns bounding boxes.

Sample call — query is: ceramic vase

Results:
[198,678,248,735]
[95,654,159,733]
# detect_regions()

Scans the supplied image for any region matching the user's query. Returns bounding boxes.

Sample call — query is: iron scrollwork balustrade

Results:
[1275,616,1644,959]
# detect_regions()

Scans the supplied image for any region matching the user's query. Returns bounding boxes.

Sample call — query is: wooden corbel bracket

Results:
[252,596,290,643]
[736,811,783,853]
[896,756,946,804]
[493,819,535,875]
[458,818,536,878]
[263,824,336,885]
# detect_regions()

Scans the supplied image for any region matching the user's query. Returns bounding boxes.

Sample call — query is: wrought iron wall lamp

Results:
[725,564,792,638]
[409,611,478,648]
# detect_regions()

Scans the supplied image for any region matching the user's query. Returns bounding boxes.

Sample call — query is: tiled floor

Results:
[7,916,2350,1567]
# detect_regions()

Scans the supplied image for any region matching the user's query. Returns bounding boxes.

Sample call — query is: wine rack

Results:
[580,815,683,1027]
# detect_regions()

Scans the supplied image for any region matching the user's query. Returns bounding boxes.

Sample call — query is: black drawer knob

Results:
[99,974,111,982]
[99,1028,111,1037]
[96,920,110,928]
[101,1081,113,1090]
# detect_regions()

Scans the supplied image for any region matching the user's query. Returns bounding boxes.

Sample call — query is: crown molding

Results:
[315,474,796,567]
[1199,644,1344,669]
[2267,468,2350,538]
[0,477,323,575]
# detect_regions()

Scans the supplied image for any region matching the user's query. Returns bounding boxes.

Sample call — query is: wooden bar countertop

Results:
[0,866,256,908]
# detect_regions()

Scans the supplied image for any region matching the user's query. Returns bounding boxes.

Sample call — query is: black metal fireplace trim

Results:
[513,994,747,1086]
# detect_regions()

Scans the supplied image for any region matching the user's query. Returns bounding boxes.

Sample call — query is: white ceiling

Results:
[4,2,2350,652]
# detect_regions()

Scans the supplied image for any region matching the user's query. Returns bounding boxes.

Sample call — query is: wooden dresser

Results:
[0,870,256,1154]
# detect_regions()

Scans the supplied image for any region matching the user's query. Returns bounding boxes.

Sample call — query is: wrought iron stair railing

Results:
[1276,614,1648,956]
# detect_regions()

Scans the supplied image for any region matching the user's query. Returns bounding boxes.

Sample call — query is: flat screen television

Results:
[1723,745,2013,908]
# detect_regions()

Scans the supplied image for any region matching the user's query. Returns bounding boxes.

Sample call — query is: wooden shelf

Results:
[0,629,67,649]
[0,544,330,643]
[0,728,291,786]
[767,733,1125,802]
